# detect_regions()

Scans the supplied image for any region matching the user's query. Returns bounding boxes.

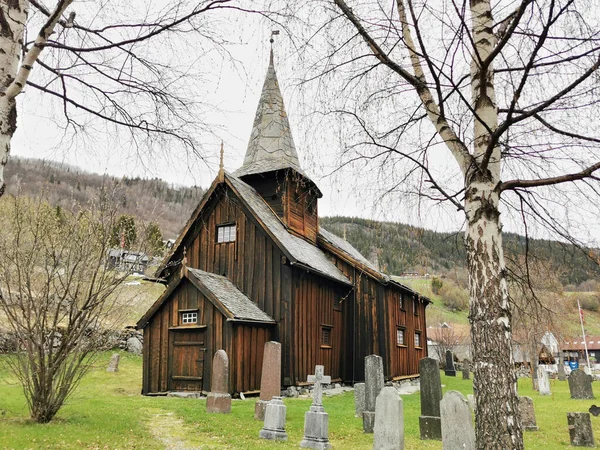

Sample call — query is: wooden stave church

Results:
[137,50,431,395]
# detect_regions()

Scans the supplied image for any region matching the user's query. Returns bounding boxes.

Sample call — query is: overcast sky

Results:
[8,2,600,246]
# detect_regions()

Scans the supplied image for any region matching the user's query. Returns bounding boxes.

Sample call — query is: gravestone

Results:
[440,391,475,450]
[558,352,567,381]
[537,366,551,395]
[373,386,404,450]
[206,350,232,414]
[467,394,475,413]
[462,359,470,380]
[300,365,332,450]
[567,412,595,447]
[444,350,456,377]
[107,353,120,372]
[255,341,281,420]
[354,382,366,418]
[590,405,600,417]
[363,354,384,433]
[259,397,288,441]
[519,396,538,431]
[569,369,595,400]
[418,357,442,440]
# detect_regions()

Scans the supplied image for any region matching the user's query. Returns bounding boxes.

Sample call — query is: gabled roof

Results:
[319,228,383,276]
[234,49,312,183]
[137,267,275,328]
[155,173,351,286]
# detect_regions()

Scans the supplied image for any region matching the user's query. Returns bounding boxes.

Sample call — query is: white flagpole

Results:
[578,299,591,369]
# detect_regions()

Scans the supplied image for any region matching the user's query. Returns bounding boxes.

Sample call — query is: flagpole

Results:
[578,299,591,369]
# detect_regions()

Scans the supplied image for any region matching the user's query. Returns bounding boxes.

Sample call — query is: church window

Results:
[217,223,236,243]
[396,328,405,346]
[413,297,419,316]
[399,294,404,310]
[321,325,332,347]
[414,331,422,348]
[181,311,198,325]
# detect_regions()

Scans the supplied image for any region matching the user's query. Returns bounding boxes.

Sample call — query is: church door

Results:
[169,329,206,391]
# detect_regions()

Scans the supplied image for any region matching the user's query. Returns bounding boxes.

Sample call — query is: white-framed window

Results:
[217,223,236,243]
[181,312,198,324]
[415,331,422,348]
[397,328,405,346]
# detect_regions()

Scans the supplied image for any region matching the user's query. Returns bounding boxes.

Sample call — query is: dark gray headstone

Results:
[445,350,456,377]
[519,396,538,431]
[373,387,404,450]
[558,352,567,381]
[419,357,442,440]
[354,382,365,417]
[441,391,475,450]
[363,354,384,433]
[567,412,595,447]
[462,359,470,380]
[569,369,595,400]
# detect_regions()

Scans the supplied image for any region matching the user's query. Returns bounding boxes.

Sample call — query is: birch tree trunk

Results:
[0,0,27,197]
[0,0,72,197]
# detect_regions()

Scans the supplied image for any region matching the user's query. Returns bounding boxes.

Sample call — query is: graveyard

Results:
[1,351,600,449]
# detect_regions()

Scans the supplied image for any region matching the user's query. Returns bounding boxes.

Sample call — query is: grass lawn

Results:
[1,352,599,449]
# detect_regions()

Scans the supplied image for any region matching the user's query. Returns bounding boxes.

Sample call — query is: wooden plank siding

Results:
[291,269,345,383]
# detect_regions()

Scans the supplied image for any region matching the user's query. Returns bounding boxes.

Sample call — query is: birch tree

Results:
[285,0,600,447]
[0,0,244,198]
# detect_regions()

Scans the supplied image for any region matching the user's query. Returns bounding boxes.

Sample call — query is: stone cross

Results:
[307,365,331,407]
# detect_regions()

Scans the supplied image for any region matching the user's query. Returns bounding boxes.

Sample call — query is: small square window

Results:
[181,312,198,324]
[321,326,332,347]
[397,328,405,346]
[415,332,422,348]
[217,224,236,243]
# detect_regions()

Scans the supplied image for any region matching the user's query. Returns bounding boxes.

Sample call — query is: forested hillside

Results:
[320,217,600,287]
[4,157,204,238]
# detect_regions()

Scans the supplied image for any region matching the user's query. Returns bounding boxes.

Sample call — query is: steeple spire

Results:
[234,33,304,178]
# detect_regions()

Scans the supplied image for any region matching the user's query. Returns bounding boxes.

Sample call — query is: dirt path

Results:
[146,410,200,450]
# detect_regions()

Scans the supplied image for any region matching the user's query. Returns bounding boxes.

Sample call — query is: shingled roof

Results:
[226,174,350,285]
[234,49,306,179]
[187,268,275,323]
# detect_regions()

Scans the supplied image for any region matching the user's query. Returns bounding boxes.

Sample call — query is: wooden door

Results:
[170,329,206,391]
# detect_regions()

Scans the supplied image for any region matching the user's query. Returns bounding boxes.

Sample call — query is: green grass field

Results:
[0,352,599,449]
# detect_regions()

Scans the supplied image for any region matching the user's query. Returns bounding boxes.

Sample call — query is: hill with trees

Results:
[4,157,204,239]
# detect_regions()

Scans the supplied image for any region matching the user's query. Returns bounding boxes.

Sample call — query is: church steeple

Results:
[234,45,304,178]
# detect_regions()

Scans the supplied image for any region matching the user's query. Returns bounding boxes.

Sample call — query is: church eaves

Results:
[234,49,305,178]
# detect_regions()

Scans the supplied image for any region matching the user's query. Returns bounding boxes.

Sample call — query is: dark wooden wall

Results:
[142,278,273,394]
[290,270,347,384]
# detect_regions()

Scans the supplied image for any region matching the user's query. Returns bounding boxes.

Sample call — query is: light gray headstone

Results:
[537,366,551,396]
[354,383,366,417]
[300,366,332,450]
[441,391,475,450]
[419,357,442,440]
[259,397,288,441]
[519,396,538,431]
[569,369,595,400]
[107,353,120,372]
[373,387,404,450]
[363,354,385,433]
[567,412,595,447]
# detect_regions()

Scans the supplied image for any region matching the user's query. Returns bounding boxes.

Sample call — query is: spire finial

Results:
[270,30,279,64]
[218,141,225,182]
